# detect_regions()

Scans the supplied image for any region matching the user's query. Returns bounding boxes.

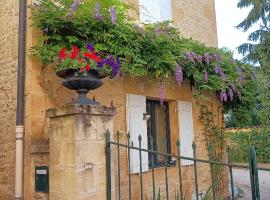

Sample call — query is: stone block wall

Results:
[128,0,218,47]
[0,0,19,199]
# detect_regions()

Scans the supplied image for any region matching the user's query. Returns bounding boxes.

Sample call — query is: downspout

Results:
[15,0,27,199]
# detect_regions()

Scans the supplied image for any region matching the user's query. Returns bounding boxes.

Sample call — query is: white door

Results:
[178,101,195,165]
[126,94,149,173]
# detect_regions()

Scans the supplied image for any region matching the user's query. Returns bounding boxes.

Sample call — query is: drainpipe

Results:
[15,0,27,199]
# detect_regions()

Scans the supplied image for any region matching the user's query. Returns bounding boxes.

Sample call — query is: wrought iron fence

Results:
[105,130,270,200]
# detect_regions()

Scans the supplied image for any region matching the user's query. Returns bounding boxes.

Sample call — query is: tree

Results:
[236,0,270,126]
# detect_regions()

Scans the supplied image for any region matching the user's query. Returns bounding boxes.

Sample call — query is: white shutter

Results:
[139,0,160,23]
[177,101,194,166]
[139,0,172,23]
[159,0,172,21]
[126,94,149,174]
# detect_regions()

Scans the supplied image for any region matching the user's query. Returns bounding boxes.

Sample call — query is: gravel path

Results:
[232,165,270,200]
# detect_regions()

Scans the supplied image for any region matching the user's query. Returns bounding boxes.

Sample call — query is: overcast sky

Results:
[215,0,256,58]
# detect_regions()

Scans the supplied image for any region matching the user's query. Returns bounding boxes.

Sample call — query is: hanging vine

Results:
[199,104,227,198]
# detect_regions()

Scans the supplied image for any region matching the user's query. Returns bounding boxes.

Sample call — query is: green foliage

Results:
[236,0,270,126]
[30,0,257,108]
[199,105,227,198]
[226,128,270,163]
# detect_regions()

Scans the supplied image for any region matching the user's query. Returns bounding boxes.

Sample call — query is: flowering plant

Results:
[56,43,120,77]
[30,0,257,112]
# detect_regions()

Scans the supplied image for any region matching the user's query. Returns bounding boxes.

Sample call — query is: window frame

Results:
[146,99,172,168]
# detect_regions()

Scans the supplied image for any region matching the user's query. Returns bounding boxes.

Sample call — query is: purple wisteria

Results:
[196,55,203,64]
[110,7,117,25]
[94,2,102,20]
[203,70,208,82]
[213,65,226,80]
[228,88,234,101]
[175,65,184,86]
[237,90,241,98]
[220,90,228,102]
[214,65,221,74]
[70,0,79,16]
[86,43,94,52]
[204,52,210,65]
[185,51,194,62]
[159,82,165,105]
[104,55,121,77]
[230,82,236,92]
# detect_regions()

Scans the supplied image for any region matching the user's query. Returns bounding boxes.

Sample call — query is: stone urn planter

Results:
[56,68,104,105]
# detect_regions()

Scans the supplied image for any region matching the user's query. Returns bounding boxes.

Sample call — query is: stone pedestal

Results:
[47,104,115,200]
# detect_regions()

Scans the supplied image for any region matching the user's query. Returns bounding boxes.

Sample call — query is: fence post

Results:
[106,130,112,200]
[226,146,235,200]
[249,146,260,200]
[176,140,183,200]
[192,142,199,200]
[127,133,132,200]
[208,144,216,200]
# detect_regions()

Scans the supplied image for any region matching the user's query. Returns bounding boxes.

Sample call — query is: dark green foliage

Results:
[236,0,270,126]
[227,128,270,163]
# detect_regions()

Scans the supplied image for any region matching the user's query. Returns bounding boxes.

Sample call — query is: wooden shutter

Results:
[159,0,172,21]
[139,0,160,23]
[139,0,172,23]
[126,94,149,173]
[177,101,194,166]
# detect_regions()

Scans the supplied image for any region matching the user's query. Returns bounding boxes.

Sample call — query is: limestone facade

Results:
[0,0,19,199]
[0,0,221,199]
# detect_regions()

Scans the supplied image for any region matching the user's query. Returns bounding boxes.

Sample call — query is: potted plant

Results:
[54,43,121,104]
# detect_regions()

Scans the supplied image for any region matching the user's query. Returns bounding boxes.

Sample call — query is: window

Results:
[146,100,171,167]
[126,95,194,173]
[139,0,172,23]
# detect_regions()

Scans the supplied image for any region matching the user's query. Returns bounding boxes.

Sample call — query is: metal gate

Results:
[105,130,270,200]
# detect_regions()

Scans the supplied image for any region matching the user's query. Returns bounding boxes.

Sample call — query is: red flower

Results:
[72,45,79,53]
[95,56,102,62]
[59,48,68,59]
[78,58,82,63]
[89,53,97,60]
[84,52,91,58]
[85,65,91,71]
[70,51,78,59]
[80,67,84,72]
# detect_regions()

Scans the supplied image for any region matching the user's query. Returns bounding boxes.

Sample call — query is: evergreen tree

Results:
[237,0,270,126]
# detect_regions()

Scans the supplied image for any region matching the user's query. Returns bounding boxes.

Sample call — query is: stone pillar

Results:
[46,104,115,200]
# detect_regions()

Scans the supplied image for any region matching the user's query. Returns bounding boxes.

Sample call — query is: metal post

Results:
[117,131,121,200]
[150,136,156,200]
[249,146,260,200]
[127,133,132,200]
[138,135,144,200]
[192,142,199,200]
[176,140,183,200]
[105,130,112,200]
[164,139,169,200]
[208,144,216,200]
[226,147,235,200]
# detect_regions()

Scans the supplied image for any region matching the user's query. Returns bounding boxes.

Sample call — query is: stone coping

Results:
[46,103,116,118]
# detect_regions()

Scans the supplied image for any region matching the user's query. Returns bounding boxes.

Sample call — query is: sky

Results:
[215,0,256,59]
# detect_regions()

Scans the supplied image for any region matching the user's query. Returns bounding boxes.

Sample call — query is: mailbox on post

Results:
[35,166,49,193]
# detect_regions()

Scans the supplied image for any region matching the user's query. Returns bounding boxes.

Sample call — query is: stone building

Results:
[0,0,225,199]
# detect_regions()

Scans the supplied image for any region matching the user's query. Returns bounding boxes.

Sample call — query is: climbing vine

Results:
[199,104,227,198]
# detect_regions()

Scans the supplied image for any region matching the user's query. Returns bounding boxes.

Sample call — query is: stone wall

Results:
[128,0,218,47]
[0,0,19,199]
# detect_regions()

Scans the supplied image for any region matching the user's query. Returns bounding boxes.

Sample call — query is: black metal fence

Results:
[105,130,270,200]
